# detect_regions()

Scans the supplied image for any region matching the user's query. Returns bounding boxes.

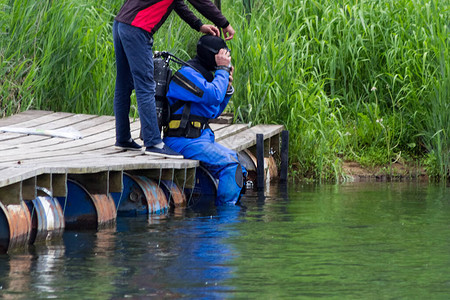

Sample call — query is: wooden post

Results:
[256,134,264,191]
[280,130,289,183]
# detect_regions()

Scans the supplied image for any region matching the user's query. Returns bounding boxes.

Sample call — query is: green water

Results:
[226,183,450,299]
[0,182,449,299]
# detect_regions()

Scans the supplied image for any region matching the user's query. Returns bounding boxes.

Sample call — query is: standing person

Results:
[112,0,235,158]
[163,35,246,205]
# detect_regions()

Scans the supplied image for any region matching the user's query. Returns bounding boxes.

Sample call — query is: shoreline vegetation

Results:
[1,0,449,182]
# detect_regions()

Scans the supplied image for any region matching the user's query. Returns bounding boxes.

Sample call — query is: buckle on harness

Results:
[168,120,180,129]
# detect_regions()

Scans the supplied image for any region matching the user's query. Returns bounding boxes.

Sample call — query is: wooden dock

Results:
[0,110,284,252]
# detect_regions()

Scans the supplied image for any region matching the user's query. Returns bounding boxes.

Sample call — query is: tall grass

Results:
[1,0,449,180]
[223,0,450,180]
[1,0,119,115]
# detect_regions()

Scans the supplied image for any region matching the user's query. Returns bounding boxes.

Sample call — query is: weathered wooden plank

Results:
[210,113,234,124]
[17,152,155,167]
[0,112,132,151]
[0,117,140,159]
[0,143,111,163]
[1,124,281,166]
[7,115,113,140]
[17,113,98,130]
[0,111,74,130]
[214,124,249,141]
[0,110,54,127]
[47,158,197,174]
[0,112,76,142]
[0,131,114,159]
[0,118,118,151]
[0,157,198,190]
[75,121,141,149]
[209,123,231,132]
[218,125,284,152]
[84,147,146,157]
[0,150,197,172]
[0,119,118,151]
[0,114,105,148]
[0,111,282,194]
[0,166,41,188]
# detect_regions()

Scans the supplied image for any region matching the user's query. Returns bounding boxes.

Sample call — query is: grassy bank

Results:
[1,0,449,181]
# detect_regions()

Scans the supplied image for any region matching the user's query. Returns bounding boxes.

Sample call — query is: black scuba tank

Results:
[154,55,172,131]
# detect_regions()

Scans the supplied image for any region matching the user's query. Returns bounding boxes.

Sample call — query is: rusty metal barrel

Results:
[56,179,116,230]
[159,180,186,209]
[113,173,168,216]
[0,202,32,253]
[238,149,277,186]
[25,188,65,244]
[238,149,257,183]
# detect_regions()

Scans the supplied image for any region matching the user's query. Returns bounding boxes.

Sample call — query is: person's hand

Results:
[222,24,235,40]
[215,48,231,67]
[200,24,220,36]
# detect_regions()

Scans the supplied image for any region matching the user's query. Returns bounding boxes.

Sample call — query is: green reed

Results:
[222,0,449,180]
[1,0,120,115]
[1,0,448,180]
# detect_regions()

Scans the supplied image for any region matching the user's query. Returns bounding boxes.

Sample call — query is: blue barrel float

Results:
[56,179,116,230]
[25,187,65,245]
[112,173,169,216]
[184,166,218,207]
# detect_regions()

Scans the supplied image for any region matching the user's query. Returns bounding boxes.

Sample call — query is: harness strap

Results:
[179,102,191,130]
[168,114,209,128]
[165,113,210,138]
[171,72,204,98]
[165,69,210,139]
[170,100,185,116]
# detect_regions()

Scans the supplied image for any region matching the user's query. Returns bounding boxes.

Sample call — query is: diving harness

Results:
[154,51,210,139]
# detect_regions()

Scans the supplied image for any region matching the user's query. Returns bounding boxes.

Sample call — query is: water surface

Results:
[0,182,449,299]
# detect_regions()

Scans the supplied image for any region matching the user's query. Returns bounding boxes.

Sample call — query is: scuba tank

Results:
[139,51,203,140]
[153,53,172,131]
[153,51,195,132]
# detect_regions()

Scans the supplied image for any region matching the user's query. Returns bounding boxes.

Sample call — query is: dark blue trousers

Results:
[112,21,162,147]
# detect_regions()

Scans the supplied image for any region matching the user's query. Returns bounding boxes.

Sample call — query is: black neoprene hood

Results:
[196,35,228,71]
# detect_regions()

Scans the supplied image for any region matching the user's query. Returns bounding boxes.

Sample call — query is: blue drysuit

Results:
[163,66,246,205]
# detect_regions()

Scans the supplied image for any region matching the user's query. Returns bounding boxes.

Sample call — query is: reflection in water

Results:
[225,182,450,299]
[110,205,244,299]
[33,244,65,295]
[1,254,32,299]
[0,242,65,299]
[0,182,448,299]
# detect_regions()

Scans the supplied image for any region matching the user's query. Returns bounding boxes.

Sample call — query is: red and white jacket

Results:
[115,0,229,35]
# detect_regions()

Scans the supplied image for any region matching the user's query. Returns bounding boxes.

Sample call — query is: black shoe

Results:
[114,139,142,151]
[144,145,184,159]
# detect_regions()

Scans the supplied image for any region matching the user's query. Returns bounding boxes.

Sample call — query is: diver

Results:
[163,35,246,205]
